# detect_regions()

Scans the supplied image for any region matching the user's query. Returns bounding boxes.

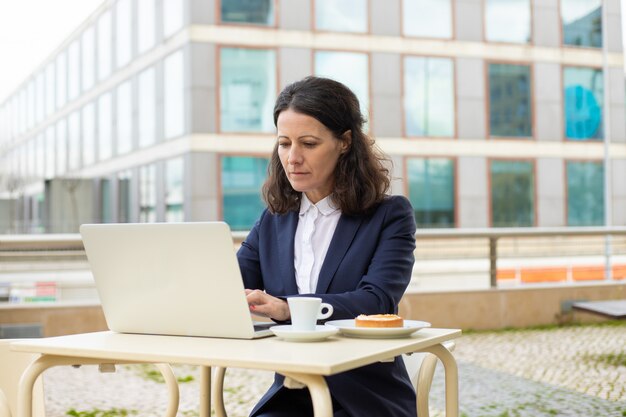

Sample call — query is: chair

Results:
[0,339,45,417]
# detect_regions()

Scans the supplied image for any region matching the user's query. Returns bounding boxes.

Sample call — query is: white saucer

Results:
[270,325,339,342]
[325,319,431,339]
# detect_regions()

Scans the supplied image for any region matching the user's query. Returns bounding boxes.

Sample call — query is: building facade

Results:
[0,0,624,234]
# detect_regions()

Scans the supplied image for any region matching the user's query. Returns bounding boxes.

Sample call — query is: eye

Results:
[303,142,317,148]
[278,141,290,148]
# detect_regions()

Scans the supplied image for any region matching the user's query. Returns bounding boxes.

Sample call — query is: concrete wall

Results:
[0,305,107,337]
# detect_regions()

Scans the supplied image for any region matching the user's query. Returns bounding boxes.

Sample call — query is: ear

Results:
[340,130,352,154]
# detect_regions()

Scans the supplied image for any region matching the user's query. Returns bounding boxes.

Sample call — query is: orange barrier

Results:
[496,264,626,283]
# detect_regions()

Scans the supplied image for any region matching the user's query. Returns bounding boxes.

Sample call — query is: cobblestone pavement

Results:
[43,322,626,417]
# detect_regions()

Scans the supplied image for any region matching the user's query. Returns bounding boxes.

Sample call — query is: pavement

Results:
[42,322,626,417]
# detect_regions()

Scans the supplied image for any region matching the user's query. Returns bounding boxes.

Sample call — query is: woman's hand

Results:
[245,289,291,321]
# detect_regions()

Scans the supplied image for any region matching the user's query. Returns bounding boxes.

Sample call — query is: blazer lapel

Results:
[276,211,299,295]
[315,215,363,294]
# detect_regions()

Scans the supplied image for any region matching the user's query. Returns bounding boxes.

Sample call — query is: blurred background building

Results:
[0,0,624,234]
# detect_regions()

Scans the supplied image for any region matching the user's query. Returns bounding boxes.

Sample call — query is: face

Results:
[276,109,348,204]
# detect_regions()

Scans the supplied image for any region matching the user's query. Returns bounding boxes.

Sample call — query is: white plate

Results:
[325,319,431,339]
[270,325,339,342]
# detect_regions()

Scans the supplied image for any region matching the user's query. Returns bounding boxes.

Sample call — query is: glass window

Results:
[139,164,157,222]
[164,50,185,139]
[221,0,274,25]
[221,156,269,231]
[562,0,602,48]
[138,67,156,147]
[402,0,452,38]
[101,178,113,223]
[82,102,96,166]
[163,0,184,38]
[98,92,113,160]
[45,63,55,117]
[56,118,67,175]
[116,0,132,69]
[567,161,604,226]
[404,56,454,137]
[316,0,366,33]
[220,48,276,133]
[36,134,45,179]
[27,81,35,130]
[485,0,530,43]
[488,63,532,137]
[165,157,184,222]
[118,170,132,223]
[491,160,535,227]
[28,139,36,180]
[68,111,81,171]
[116,81,133,155]
[98,11,112,81]
[407,158,455,228]
[68,40,80,101]
[19,89,26,134]
[564,66,603,140]
[82,26,95,91]
[45,126,55,179]
[137,0,156,54]
[55,52,67,109]
[35,73,44,124]
[315,51,369,122]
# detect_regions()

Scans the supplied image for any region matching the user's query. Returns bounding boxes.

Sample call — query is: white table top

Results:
[11,328,461,375]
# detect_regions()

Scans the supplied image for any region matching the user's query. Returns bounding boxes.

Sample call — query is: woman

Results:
[238,76,417,417]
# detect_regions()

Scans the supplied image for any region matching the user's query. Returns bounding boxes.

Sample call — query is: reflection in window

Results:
[139,164,157,223]
[165,158,184,222]
[98,11,112,81]
[68,111,80,171]
[491,160,534,227]
[220,48,276,133]
[116,0,132,68]
[138,67,156,147]
[221,156,268,230]
[564,66,603,140]
[163,0,184,38]
[404,56,454,137]
[56,52,67,109]
[221,0,274,25]
[82,103,96,166]
[486,0,530,43]
[164,51,185,139]
[82,26,95,91]
[98,92,113,160]
[118,170,132,223]
[408,158,455,228]
[137,0,156,54]
[315,51,369,122]
[403,0,451,38]
[45,126,55,179]
[488,64,532,137]
[68,40,80,101]
[116,81,133,155]
[567,161,604,226]
[56,119,67,175]
[316,0,367,33]
[101,178,113,223]
[562,0,602,48]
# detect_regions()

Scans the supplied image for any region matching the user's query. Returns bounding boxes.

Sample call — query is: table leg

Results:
[155,364,180,417]
[199,366,212,417]
[421,344,459,417]
[280,372,332,417]
[211,367,228,417]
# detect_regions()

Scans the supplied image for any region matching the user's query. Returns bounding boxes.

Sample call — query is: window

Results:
[485,0,530,43]
[139,164,157,222]
[561,0,602,48]
[221,0,274,26]
[404,56,454,137]
[488,64,532,137]
[45,126,55,179]
[220,48,276,133]
[116,0,132,69]
[138,67,156,147]
[402,0,451,38]
[82,26,95,91]
[163,0,184,38]
[567,161,604,226]
[116,81,133,155]
[82,103,96,166]
[564,66,603,140]
[137,0,156,54]
[164,51,185,139]
[26,81,35,130]
[35,73,44,124]
[56,52,67,109]
[315,51,369,122]
[221,156,268,230]
[101,179,113,223]
[36,134,45,179]
[45,63,55,116]
[490,160,535,227]
[68,111,81,171]
[98,92,113,160]
[56,119,67,175]
[98,11,112,81]
[316,0,367,33]
[118,170,133,223]
[407,158,455,228]
[68,40,80,101]
[165,158,184,222]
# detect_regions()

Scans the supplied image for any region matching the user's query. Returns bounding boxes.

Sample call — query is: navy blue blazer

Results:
[237,195,417,417]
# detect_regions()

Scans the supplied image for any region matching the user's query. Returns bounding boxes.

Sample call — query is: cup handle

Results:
[318,303,333,320]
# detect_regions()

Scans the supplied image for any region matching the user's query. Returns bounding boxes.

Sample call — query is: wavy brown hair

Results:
[263,76,391,216]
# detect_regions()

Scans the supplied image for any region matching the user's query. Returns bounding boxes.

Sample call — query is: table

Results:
[11,328,461,417]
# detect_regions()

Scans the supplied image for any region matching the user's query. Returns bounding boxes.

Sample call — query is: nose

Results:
[287,145,302,165]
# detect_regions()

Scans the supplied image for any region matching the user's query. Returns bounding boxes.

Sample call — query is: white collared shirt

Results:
[294,194,342,294]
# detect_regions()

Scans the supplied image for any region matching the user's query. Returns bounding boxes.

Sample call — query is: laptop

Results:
[80,222,275,339]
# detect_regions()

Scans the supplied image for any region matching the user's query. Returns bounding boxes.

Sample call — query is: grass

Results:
[583,352,626,368]
[126,364,195,384]
[463,319,626,335]
[66,408,137,417]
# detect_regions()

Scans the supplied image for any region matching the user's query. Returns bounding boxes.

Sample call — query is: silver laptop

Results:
[80,222,275,339]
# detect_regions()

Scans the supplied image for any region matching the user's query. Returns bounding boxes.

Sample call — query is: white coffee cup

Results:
[287,297,333,331]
